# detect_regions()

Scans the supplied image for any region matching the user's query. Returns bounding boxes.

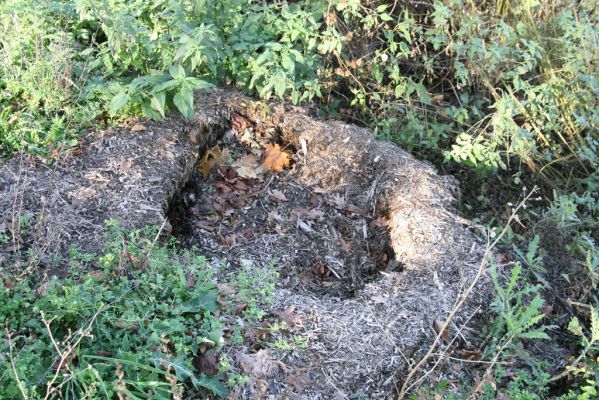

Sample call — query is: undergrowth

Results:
[0,0,597,398]
[0,221,277,399]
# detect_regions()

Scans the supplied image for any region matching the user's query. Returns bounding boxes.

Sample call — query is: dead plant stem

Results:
[397,188,537,399]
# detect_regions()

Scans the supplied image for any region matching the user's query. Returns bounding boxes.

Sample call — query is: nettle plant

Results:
[75,0,326,119]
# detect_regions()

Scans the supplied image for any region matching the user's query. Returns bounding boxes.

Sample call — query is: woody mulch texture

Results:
[0,89,489,399]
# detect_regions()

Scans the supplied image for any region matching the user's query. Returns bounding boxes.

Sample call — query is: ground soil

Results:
[0,89,491,399]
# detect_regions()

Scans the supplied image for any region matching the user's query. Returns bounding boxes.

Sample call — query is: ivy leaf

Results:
[174,85,195,120]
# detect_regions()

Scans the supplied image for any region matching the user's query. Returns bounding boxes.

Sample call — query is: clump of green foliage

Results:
[0,221,277,399]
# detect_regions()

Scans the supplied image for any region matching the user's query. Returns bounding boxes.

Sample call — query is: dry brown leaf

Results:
[186,272,196,288]
[272,306,303,327]
[269,189,288,202]
[433,319,450,344]
[339,237,352,252]
[118,158,132,174]
[459,348,482,360]
[233,154,262,179]
[130,123,147,132]
[217,283,236,296]
[198,354,219,376]
[286,370,315,392]
[231,112,250,132]
[305,208,325,220]
[236,350,285,378]
[374,215,390,227]
[199,146,231,177]
[114,321,138,331]
[262,143,290,172]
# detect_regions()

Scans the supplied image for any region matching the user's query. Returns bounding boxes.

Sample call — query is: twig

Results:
[398,188,538,399]
[6,330,29,400]
[43,306,104,400]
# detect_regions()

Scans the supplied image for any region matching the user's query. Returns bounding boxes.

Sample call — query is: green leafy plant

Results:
[1,222,229,399]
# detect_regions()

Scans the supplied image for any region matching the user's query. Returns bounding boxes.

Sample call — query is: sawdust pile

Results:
[0,89,489,399]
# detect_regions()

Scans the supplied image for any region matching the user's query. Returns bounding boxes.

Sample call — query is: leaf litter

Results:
[168,90,487,399]
[171,123,396,397]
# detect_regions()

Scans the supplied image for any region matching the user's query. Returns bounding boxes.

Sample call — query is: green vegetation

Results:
[1,0,597,398]
[0,222,277,399]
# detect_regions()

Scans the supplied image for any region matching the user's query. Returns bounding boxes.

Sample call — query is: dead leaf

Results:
[262,143,290,172]
[245,327,271,342]
[231,112,250,132]
[339,238,352,252]
[254,379,268,399]
[267,210,284,224]
[200,146,231,177]
[286,370,316,392]
[305,208,325,220]
[312,187,328,194]
[213,181,232,193]
[89,271,107,282]
[459,348,481,360]
[130,123,147,132]
[196,220,217,232]
[272,306,303,327]
[269,189,288,202]
[236,350,285,378]
[217,283,236,296]
[114,321,138,331]
[186,272,196,288]
[233,154,262,179]
[374,215,390,227]
[433,319,450,344]
[234,303,248,315]
[2,276,16,289]
[197,354,219,376]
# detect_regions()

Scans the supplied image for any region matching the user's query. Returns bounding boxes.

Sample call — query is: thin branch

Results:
[398,187,538,399]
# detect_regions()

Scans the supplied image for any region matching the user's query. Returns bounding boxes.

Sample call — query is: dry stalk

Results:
[469,335,515,398]
[6,330,29,400]
[397,187,538,399]
[43,306,103,400]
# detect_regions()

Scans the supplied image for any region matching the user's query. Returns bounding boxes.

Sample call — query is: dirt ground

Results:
[0,89,490,399]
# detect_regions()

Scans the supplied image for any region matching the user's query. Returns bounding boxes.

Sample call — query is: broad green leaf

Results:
[173,85,194,120]
[152,79,180,93]
[568,316,584,336]
[196,376,228,398]
[272,72,287,98]
[151,91,166,118]
[168,64,186,80]
[185,77,213,90]
[182,287,217,313]
[110,90,130,116]
[142,100,164,120]
[379,13,393,22]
